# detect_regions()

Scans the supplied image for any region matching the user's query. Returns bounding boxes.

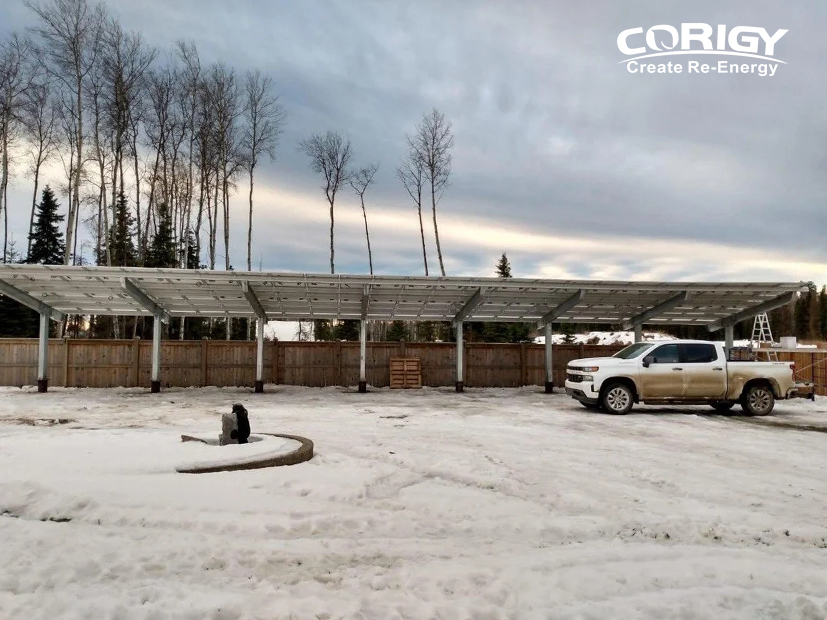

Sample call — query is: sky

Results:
[1,0,826,285]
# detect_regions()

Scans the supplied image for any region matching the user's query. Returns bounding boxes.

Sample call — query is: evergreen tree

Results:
[313,320,334,341]
[27,186,65,265]
[110,191,137,267]
[145,203,176,268]
[495,252,512,278]
[819,286,827,340]
[386,320,409,342]
[334,320,360,341]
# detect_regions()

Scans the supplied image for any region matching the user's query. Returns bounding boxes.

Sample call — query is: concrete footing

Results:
[37,379,48,393]
[545,381,554,394]
[254,380,264,393]
[358,380,367,393]
[150,380,161,393]
[455,381,464,393]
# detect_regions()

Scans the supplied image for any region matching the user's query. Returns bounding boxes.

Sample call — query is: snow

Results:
[1,385,826,619]
[536,330,679,346]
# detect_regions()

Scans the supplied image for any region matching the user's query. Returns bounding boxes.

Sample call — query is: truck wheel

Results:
[741,384,775,416]
[602,382,634,415]
[711,402,734,412]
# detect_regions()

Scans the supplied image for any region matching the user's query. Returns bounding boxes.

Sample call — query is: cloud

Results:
[1,0,824,285]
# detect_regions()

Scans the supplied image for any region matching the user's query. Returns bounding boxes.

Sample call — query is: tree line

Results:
[0,0,462,341]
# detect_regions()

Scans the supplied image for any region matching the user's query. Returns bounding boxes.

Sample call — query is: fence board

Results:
[0,338,626,389]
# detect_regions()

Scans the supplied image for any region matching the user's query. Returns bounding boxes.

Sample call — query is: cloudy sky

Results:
[2,0,825,284]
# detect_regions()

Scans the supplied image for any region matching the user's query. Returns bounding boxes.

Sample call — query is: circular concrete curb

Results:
[176,433,314,474]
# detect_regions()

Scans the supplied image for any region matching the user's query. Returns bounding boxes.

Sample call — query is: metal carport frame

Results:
[0,265,808,393]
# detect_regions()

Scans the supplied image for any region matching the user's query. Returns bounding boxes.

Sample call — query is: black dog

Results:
[230,403,251,444]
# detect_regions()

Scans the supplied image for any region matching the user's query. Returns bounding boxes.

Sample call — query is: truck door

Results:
[681,343,726,399]
[638,343,685,399]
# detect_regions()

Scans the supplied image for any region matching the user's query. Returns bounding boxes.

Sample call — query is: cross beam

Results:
[537,289,585,327]
[240,281,266,319]
[453,288,484,324]
[121,278,170,323]
[707,291,796,332]
[622,291,690,330]
[0,279,64,321]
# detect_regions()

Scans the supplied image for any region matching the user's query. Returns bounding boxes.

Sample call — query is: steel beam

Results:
[706,291,796,332]
[255,317,265,393]
[359,319,367,393]
[724,325,734,359]
[453,288,484,324]
[241,281,267,319]
[37,313,49,392]
[622,291,689,330]
[634,325,643,343]
[121,278,170,324]
[544,322,553,393]
[0,279,64,322]
[151,313,162,392]
[537,289,585,327]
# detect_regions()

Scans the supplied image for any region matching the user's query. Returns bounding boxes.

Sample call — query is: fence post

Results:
[132,337,140,387]
[63,337,70,387]
[201,338,209,387]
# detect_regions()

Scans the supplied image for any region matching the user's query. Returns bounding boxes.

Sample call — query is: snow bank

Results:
[1,386,826,619]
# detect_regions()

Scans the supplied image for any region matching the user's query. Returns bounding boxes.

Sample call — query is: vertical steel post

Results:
[358,319,367,392]
[456,321,464,392]
[544,322,553,393]
[151,314,162,393]
[37,313,49,393]
[724,325,734,360]
[634,325,643,343]
[255,317,265,393]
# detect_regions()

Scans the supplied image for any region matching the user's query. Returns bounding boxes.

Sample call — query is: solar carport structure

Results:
[0,265,808,393]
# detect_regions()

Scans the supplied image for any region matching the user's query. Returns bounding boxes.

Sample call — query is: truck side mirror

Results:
[642,356,653,368]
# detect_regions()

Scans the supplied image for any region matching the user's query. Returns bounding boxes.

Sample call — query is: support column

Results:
[634,325,643,343]
[724,325,734,360]
[456,321,464,392]
[151,314,162,393]
[358,319,367,393]
[37,313,48,393]
[544,322,553,393]
[255,317,264,393]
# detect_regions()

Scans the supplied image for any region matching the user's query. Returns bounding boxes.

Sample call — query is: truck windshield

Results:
[613,343,653,359]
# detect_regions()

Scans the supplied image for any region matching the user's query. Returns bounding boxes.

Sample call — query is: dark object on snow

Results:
[232,403,251,444]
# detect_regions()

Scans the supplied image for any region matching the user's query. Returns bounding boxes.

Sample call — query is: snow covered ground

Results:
[1,386,826,620]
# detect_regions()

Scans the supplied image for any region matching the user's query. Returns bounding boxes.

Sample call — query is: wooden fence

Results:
[0,338,624,389]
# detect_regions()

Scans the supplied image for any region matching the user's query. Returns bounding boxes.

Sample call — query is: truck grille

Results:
[567,373,584,383]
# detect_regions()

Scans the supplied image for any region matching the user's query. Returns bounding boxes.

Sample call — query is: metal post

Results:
[37,313,48,393]
[151,314,162,393]
[358,319,367,393]
[255,317,264,393]
[724,325,734,360]
[456,321,464,392]
[544,322,553,393]
[634,325,643,343]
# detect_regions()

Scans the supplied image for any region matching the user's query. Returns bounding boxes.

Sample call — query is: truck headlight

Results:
[581,366,599,372]
[582,375,594,381]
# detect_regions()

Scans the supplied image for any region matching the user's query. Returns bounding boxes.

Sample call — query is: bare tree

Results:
[397,151,428,275]
[21,74,58,256]
[0,33,39,262]
[411,108,453,276]
[349,163,378,275]
[299,131,352,274]
[175,40,200,269]
[242,69,284,272]
[27,0,106,265]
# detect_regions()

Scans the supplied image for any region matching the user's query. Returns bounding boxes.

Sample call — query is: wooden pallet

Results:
[389,357,422,389]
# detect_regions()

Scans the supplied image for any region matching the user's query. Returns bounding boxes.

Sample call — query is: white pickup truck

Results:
[564,340,804,415]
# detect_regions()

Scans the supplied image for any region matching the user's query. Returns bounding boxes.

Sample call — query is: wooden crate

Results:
[389,357,422,389]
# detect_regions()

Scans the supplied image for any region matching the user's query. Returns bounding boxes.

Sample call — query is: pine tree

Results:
[495,252,512,278]
[386,320,409,342]
[110,191,137,267]
[819,286,827,340]
[145,203,177,268]
[27,186,65,265]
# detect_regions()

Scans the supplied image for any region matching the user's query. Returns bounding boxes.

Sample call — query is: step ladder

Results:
[751,313,778,361]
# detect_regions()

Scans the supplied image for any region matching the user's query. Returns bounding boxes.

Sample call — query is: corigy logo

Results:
[617,24,788,76]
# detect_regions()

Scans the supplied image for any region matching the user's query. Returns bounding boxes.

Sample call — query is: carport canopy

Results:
[0,264,808,393]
